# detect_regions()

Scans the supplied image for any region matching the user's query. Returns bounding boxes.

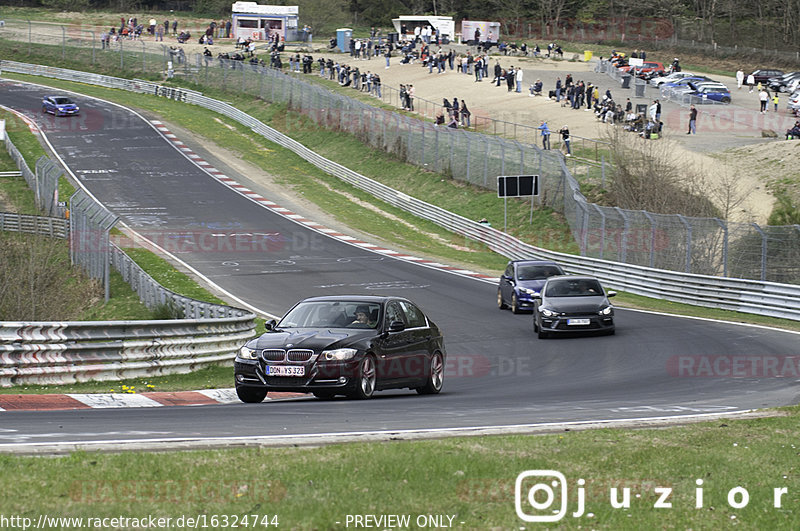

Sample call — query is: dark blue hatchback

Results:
[42,95,80,116]
[497,260,565,314]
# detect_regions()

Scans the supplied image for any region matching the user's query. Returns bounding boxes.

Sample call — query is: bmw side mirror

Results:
[388,320,406,333]
[607,291,617,298]
[265,319,277,331]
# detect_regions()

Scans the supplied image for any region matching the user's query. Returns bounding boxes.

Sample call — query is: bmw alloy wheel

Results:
[351,355,376,399]
[417,352,444,395]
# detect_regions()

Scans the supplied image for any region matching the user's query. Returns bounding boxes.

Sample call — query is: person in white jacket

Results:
[515,68,523,93]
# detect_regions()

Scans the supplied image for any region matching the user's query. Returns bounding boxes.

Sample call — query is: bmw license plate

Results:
[567,318,591,326]
[267,365,305,376]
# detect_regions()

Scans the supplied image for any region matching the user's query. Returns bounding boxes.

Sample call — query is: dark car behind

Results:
[532,276,616,339]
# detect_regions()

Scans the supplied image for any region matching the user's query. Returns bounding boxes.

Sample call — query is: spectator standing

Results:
[506,66,515,92]
[747,73,755,92]
[172,20,178,36]
[225,20,231,38]
[559,125,571,156]
[538,120,551,150]
[773,93,779,112]
[408,84,415,111]
[687,104,697,134]
[736,69,744,90]
[515,68,523,93]
[460,101,471,127]
[759,89,769,113]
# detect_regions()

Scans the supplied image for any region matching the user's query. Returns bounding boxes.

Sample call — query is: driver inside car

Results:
[350,305,377,328]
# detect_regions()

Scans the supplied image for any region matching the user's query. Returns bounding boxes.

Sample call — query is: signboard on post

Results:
[497,175,539,232]
[497,175,539,197]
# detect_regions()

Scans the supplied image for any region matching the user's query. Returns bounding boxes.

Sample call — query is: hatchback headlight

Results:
[322,348,358,361]
[519,287,539,296]
[541,308,555,317]
[599,306,613,316]
[239,346,258,359]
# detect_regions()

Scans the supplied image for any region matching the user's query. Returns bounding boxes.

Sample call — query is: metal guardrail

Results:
[0,211,68,238]
[0,135,256,387]
[0,317,254,387]
[2,61,800,321]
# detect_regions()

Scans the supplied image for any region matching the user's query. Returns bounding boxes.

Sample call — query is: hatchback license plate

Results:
[267,365,305,376]
[567,318,591,326]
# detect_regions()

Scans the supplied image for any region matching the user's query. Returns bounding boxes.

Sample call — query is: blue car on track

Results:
[497,260,566,314]
[42,95,80,116]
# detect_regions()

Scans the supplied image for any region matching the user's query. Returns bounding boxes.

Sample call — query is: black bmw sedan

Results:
[234,295,447,402]
[532,276,616,339]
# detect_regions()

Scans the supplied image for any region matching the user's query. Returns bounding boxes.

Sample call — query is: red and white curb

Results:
[0,389,305,412]
[149,120,496,283]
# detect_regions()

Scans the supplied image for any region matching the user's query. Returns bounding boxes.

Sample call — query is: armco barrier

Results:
[1,138,256,387]
[0,224,256,386]
[0,317,254,387]
[2,62,800,321]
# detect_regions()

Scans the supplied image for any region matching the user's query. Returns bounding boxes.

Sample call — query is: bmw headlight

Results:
[239,346,258,359]
[322,348,358,361]
[541,308,555,317]
[599,306,613,316]
[519,287,539,296]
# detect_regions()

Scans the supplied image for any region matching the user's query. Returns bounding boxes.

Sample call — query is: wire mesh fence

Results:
[2,37,799,283]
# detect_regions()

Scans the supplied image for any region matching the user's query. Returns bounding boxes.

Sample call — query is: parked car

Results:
[234,295,446,402]
[767,71,800,93]
[41,95,80,116]
[662,76,713,89]
[747,69,784,85]
[788,90,800,114]
[497,260,566,314]
[650,72,697,86]
[619,61,665,78]
[680,82,732,103]
[532,276,616,339]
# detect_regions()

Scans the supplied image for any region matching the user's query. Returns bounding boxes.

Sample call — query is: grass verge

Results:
[0,406,796,527]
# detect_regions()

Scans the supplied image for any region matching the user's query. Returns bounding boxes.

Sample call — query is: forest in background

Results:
[1,0,799,52]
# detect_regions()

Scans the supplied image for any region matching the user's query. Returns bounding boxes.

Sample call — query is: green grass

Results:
[0,364,232,395]
[0,406,797,527]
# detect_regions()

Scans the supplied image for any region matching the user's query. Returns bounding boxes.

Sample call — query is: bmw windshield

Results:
[278,301,382,329]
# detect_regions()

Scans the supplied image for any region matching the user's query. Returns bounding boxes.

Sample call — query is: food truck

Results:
[231,2,299,41]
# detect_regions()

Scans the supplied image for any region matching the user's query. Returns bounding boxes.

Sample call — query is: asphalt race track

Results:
[1,81,798,451]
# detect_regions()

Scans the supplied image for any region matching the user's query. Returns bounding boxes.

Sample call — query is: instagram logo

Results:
[515,470,570,522]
